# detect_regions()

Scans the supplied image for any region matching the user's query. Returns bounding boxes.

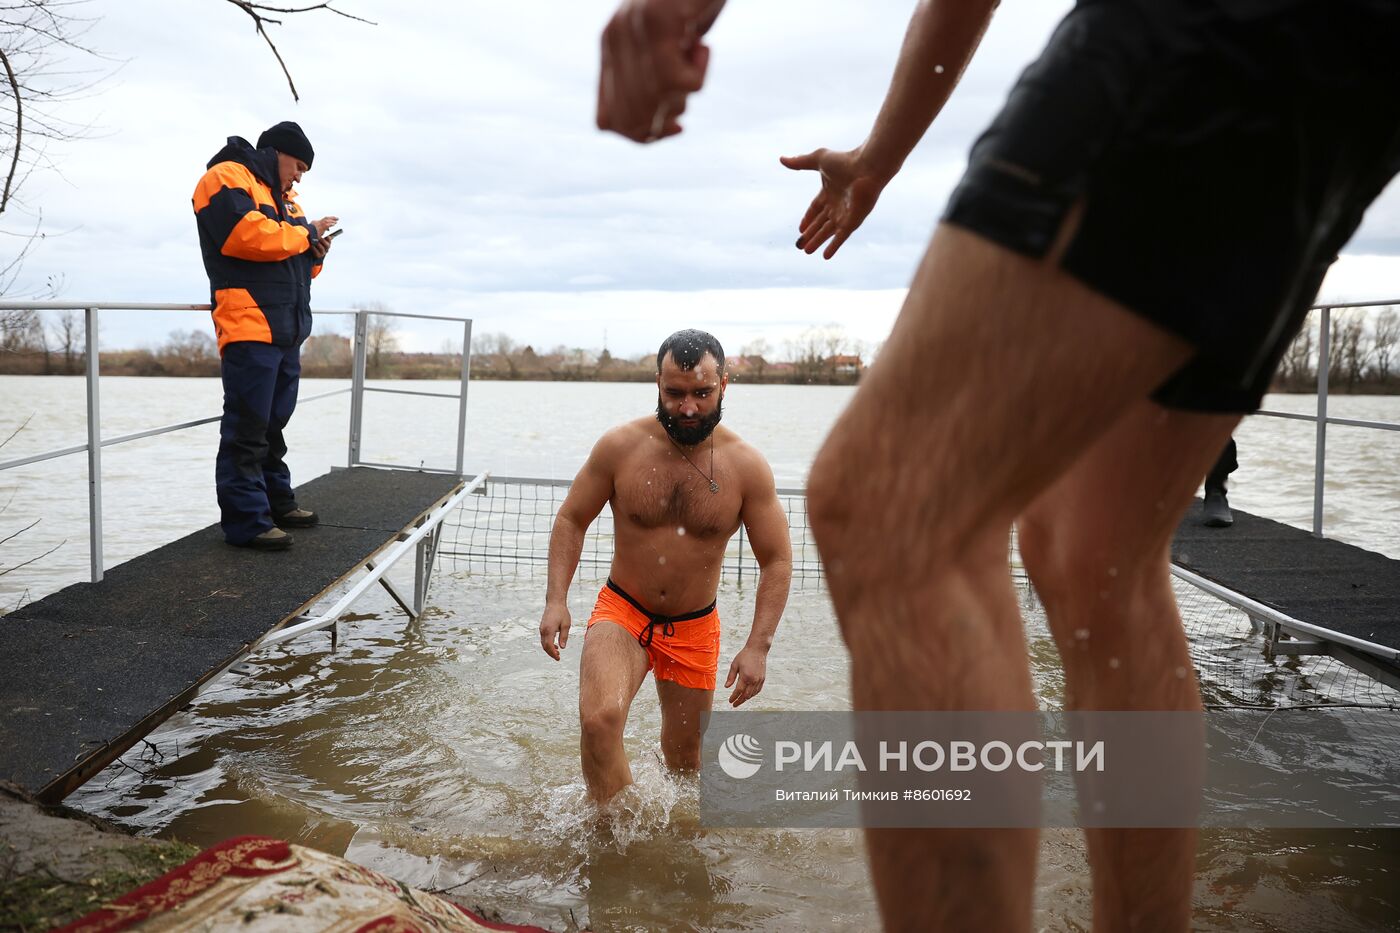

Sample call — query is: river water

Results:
[2,376,1399,931]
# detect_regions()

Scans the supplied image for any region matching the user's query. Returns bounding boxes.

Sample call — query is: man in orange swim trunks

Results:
[539,329,793,804]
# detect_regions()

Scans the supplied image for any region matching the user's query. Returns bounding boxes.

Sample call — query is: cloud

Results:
[1320,255,1400,306]
[8,0,1400,357]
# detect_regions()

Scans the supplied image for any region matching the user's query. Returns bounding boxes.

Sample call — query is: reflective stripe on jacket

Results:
[192,136,324,353]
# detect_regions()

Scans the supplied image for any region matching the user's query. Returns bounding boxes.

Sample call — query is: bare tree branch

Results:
[222,0,376,102]
[0,46,20,213]
[0,412,32,450]
[0,537,64,577]
[1,1,108,296]
[0,517,40,548]
[224,0,375,26]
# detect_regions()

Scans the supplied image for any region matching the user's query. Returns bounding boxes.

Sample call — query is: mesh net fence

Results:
[439,477,1400,710]
[439,476,824,587]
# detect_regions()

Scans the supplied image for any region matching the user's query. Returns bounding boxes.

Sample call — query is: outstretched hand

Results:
[780,148,888,260]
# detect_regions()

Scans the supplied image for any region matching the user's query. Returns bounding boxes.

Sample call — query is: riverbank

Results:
[0,784,566,931]
[0,782,198,930]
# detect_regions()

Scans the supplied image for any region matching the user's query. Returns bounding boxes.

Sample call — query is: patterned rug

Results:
[54,836,562,932]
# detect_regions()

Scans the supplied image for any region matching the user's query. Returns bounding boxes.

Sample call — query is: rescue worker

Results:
[192,121,336,549]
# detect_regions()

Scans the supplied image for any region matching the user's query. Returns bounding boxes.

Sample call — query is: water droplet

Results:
[934,64,945,74]
[676,527,686,536]
[1107,567,1119,578]
[1175,666,1188,679]
[1074,628,1090,641]
[1108,657,1120,669]
[658,556,667,565]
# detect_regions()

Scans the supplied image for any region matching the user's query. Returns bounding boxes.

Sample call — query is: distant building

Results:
[727,354,767,371]
[828,354,863,375]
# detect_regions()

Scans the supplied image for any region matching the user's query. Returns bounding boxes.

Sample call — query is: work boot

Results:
[1203,487,1233,527]
[274,508,319,529]
[236,527,294,550]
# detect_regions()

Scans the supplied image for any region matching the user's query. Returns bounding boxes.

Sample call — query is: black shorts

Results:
[943,0,1400,413]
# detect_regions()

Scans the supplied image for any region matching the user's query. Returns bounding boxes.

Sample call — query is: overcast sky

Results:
[8,0,1400,357]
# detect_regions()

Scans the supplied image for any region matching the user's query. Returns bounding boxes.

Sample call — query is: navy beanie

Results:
[257,121,315,168]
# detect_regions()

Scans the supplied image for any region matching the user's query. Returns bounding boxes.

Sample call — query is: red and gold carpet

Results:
[54,836,559,932]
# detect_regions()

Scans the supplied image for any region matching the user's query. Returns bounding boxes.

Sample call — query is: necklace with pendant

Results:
[671,435,719,493]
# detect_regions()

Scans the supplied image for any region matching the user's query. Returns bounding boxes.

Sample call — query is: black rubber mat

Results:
[1173,498,1400,654]
[0,467,462,800]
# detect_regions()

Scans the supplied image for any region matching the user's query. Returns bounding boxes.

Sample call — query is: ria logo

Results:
[717,733,763,779]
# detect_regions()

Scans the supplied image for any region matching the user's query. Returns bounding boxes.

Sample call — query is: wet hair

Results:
[656,329,725,373]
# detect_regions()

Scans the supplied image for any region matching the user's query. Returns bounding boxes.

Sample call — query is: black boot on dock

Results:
[1203,488,1233,528]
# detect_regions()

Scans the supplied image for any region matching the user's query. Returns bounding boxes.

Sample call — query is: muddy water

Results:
[4,377,1399,930]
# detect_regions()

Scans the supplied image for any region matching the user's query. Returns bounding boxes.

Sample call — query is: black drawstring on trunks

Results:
[640,618,674,647]
[607,578,715,648]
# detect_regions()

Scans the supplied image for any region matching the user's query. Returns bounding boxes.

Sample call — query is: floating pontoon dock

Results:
[1173,499,1400,692]
[0,300,478,802]
[0,467,480,802]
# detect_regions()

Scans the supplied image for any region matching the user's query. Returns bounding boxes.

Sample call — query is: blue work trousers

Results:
[216,341,302,544]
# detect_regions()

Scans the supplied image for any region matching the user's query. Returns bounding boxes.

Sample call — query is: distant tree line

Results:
[0,310,879,384]
[1273,307,1400,394]
[16,306,1398,390]
[469,325,876,385]
[0,304,405,378]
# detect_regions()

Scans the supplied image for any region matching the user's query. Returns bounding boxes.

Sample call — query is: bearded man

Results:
[539,329,792,803]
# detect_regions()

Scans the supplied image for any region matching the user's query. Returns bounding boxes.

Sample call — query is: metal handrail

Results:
[462,472,811,499]
[0,388,355,474]
[0,300,473,582]
[1250,298,1400,537]
[363,386,461,400]
[256,471,488,649]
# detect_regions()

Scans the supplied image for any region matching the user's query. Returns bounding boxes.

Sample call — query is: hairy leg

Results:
[807,224,1196,932]
[655,678,714,772]
[1018,402,1239,932]
[578,622,650,803]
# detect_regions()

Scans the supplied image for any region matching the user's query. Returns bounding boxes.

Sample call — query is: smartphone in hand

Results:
[325,228,343,239]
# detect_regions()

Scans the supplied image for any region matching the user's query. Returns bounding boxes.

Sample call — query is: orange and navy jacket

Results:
[192,137,324,354]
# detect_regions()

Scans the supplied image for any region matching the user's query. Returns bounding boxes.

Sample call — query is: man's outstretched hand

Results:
[780,147,889,260]
[597,0,723,143]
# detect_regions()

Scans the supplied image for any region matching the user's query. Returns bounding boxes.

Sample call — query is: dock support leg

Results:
[367,558,418,621]
[414,525,443,618]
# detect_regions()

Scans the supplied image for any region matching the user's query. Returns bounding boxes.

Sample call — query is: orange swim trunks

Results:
[586,579,721,690]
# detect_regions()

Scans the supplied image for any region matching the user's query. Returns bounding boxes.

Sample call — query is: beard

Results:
[656,396,723,446]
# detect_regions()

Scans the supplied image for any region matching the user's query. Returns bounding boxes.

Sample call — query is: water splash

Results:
[529,755,694,858]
